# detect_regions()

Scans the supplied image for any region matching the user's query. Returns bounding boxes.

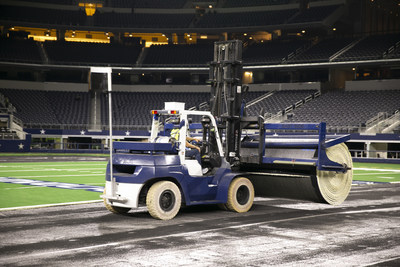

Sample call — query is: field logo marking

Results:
[0,177,104,192]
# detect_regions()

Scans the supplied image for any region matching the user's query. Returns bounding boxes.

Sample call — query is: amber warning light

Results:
[151,110,179,115]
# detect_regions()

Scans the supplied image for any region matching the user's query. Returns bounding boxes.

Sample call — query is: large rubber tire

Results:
[103,189,131,214]
[146,181,181,220]
[226,177,255,213]
[316,143,353,205]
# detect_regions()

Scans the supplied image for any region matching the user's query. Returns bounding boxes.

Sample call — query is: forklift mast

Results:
[209,40,244,165]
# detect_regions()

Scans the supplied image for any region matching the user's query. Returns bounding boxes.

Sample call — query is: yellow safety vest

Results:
[170,128,180,141]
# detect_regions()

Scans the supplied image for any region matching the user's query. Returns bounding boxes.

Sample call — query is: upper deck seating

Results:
[0,38,42,63]
[290,37,355,63]
[334,34,400,61]
[285,90,400,131]
[243,39,310,65]
[0,89,90,127]
[0,4,86,26]
[289,5,342,23]
[246,90,317,116]
[142,44,213,66]
[44,41,142,65]
[195,9,297,28]
[223,0,290,8]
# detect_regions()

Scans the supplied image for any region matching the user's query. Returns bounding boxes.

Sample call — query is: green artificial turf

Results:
[0,160,399,209]
[353,162,400,183]
[0,161,107,209]
[0,161,107,185]
[0,183,102,208]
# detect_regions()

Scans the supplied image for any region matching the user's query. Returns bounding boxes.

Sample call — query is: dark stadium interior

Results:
[0,0,399,155]
[1,3,400,266]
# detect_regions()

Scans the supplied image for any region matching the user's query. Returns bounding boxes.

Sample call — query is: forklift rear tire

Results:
[103,189,131,214]
[146,181,181,220]
[226,177,254,213]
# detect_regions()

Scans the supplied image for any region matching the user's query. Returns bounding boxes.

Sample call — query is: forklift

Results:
[101,41,352,220]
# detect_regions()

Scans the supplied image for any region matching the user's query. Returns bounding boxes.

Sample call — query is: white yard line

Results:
[0,200,103,211]
[353,167,400,173]
[0,177,104,193]
[0,163,106,168]
[2,183,105,189]
[354,172,399,176]
[8,174,104,178]
[0,168,106,173]
[2,186,46,190]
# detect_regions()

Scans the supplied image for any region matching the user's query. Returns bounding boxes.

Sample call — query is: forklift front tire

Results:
[226,177,254,213]
[146,181,182,220]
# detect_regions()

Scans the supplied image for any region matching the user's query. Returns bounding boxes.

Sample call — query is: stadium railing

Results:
[350,149,400,161]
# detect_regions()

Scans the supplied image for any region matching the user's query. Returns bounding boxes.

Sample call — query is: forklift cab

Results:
[149,104,224,176]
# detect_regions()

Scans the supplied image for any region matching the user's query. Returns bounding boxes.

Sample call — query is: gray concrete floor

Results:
[0,183,399,266]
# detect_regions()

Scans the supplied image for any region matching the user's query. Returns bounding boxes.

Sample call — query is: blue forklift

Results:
[101,41,352,220]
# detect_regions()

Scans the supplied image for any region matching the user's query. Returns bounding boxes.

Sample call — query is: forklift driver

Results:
[169,119,202,165]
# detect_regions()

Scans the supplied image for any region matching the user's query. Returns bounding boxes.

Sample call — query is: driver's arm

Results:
[186,136,201,142]
[186,140,200,152]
